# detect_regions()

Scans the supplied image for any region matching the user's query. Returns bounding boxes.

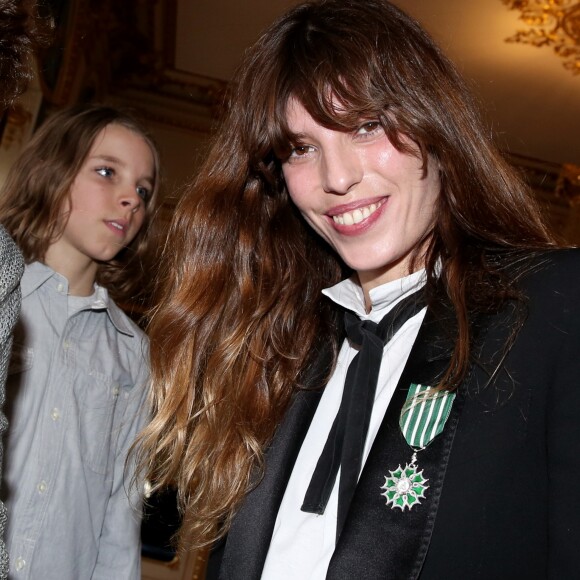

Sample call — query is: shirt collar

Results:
[21,262,135,337]
[322,269,427,323]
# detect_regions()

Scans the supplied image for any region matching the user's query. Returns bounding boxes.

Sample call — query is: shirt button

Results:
[14,557,25,571]
[63,341,70,350]
[111,385,120,396]
[37,481,48,494]
[51,408,61,421]
[56,283,64,293]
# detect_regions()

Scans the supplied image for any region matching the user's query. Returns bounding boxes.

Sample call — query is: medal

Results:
[381,452,429,510]
[381,384,455,511]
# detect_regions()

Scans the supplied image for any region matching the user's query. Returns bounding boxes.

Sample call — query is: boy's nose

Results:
[119,187,141,210]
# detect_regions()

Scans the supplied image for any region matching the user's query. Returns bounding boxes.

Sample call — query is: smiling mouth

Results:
[331,200,385,226]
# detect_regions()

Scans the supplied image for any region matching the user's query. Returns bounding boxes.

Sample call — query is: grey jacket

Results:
[0,226,23,580]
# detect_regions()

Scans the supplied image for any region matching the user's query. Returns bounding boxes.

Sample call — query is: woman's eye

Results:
[289,144,315,158]
[96,166,114,178]
[356,121,382,135]
[136,186,150,201]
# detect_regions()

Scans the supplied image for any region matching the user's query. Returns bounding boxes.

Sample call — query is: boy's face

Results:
[49,123,154,276]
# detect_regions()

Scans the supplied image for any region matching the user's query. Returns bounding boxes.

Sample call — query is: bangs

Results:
[254,6,423,163]
[267,53,389,161]
[236,0,458,176]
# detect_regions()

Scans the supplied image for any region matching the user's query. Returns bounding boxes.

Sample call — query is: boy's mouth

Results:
[105,220,127,234]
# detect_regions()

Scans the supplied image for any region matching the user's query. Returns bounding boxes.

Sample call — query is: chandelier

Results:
[500,0,580,75]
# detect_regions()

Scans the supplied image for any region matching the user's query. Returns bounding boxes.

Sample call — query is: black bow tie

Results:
[301,287,427,541]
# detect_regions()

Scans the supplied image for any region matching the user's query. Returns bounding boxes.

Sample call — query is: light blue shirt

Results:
[2,262,150,579]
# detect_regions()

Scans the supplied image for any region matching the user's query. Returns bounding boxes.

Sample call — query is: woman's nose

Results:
[320,142,363,195]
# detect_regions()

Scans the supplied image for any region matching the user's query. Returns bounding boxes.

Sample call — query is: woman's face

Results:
[282,98,440,294]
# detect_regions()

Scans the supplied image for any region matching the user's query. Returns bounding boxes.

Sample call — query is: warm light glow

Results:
[501,0,580,75]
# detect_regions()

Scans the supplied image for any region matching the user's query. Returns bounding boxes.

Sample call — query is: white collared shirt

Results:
[262,270,427,579]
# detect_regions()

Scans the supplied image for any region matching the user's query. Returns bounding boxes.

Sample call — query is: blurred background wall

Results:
[1,0,579,243]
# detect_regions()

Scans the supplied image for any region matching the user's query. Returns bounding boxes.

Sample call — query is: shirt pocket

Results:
[75,366,127,476]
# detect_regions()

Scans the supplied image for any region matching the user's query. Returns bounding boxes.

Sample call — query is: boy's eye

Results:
[96,167,114,178]
[136,186,150,201]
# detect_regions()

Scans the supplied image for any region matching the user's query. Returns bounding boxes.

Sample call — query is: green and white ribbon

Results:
[381,384,456,511]
[399,383,456,449]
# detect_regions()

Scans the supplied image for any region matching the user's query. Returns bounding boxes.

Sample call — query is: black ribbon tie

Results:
[301,286,426,541]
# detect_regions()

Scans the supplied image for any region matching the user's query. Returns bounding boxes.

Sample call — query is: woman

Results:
[138,1,579,578]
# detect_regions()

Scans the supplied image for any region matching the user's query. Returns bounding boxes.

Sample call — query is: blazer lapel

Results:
[220,342,334,580]
[328,303,464,580]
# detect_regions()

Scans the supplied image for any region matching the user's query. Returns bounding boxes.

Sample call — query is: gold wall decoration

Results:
[501,0,580,75]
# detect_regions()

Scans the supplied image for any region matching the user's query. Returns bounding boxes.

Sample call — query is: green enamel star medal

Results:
[381,452,429,510]
[381,384,455,511]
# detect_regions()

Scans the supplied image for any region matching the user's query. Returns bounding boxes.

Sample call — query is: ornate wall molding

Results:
[508,153,580,243]
[36,0,227,126]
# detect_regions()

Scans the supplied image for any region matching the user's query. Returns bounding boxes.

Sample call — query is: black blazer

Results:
[209,249,580,579]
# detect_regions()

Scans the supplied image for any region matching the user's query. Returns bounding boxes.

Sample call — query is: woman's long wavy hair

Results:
[138,0,556,549]
[0,104,161,305]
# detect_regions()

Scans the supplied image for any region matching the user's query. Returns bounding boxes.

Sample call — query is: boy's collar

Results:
[21,262,136,337]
